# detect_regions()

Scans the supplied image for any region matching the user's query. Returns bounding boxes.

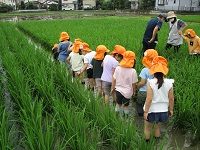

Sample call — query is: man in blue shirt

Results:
[142,14,167,54]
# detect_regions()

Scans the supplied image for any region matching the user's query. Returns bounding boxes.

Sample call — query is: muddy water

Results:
[1,13,200,149]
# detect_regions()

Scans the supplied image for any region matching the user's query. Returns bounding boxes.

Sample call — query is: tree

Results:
[20,1,25,10]
[139,0,153,10]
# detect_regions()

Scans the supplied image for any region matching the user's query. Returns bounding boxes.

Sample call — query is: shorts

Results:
[116,90,130,106]
[103,81,112,95]
[86,68,93,78]
[136,91,146,105]
[95,78,104,88]
[147,112,168,124]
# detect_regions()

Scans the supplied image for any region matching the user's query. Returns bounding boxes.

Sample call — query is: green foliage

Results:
[0,4,13,12]
[49,4,58,11]
[20,1,25,9]
[139,0,153,10]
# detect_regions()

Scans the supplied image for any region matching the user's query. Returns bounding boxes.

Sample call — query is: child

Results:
[52,43,59,61]
[101,45,126,104]
[136,49,158,116]
[111,51,138,119]
[181,29,200,55]
[57,32,72,64]
[77,42,96,90]
[67,40,85,84]
[143,56,174,143]
[91,45,110,98]
[166,11,187,53]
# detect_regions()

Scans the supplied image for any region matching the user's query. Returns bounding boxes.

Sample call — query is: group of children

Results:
[50,11,200,142]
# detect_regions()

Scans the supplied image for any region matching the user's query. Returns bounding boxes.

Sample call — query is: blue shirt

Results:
[143,17,163,42]
[58,41,72,62]
[139,68,154,91]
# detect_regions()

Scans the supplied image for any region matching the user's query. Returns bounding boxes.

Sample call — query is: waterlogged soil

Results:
[0,13,199,149]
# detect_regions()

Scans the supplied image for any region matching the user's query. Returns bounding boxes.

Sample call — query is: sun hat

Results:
[82,42,92,52]
[74,38,82,42]
[72,41,82,53]
[184,29,196,38]
[119,51,136,68]
[167,11,177,19]
[110,45,126,55]
[59,32,70,42]
[142,49,158,68]
[52,43,58,50]
[150,56,168,75]
[94,45,110,60]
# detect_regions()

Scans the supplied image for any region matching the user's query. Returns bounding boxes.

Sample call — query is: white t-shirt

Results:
[69,52,84,71]
[113,66,138,99]
[84,51,96,69]
[144,78,174,113]
[101,55,119,82]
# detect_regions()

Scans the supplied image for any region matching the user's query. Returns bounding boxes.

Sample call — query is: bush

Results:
[0,4,13,12]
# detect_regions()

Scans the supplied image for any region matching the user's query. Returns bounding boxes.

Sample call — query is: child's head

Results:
[82,42,92,55]
[150,56,168,75]
[142,49,158,68]
[94,45,110,60]
[110,45,126,61]
[72,40,82,53]
[59,32,70,42]
[119,51,136,68]
[52,43,58,53]
[184,29,196,38]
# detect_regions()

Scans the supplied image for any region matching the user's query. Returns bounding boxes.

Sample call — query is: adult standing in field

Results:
[91,45,110,98]
[101,45,126,105]
[77,42,96,90]
[136,49,158,116]
[111,51,138,119]
[57,32,72,66]
[181,29,200,55]
[143,56,174,143]
[142,13,167,54]
[166,11,187,53]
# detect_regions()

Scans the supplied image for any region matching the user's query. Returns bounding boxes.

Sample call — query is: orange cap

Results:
[59,32,70,42]
[142,49,158,68]
[52,43,58,50]
[150,56,168,75]
[72,41,82,53]
[94,45,110,60]
[184,29,196,38]
[119,51,136,68]
[82,42,92,52]
[74,38,82,42]
[110,45,126,55]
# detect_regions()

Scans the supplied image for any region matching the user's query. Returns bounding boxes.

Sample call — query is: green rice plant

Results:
[2,16,200,148]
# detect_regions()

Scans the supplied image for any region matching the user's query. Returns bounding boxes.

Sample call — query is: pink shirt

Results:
[101,55,119,82]
[113,66,138,99]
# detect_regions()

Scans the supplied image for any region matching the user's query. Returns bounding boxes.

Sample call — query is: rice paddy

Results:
[0,13,200,149]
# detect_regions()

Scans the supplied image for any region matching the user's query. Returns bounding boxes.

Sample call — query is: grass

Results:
[0,14,200,148]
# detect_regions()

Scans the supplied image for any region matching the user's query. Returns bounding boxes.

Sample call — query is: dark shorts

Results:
[116,91,130,106]
[142,41,157,53]
[136,91,146,105]
[87,68,93,78]
[147,112,168,124]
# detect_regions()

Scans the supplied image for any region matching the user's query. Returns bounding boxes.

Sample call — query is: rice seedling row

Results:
[0,21,168,149]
